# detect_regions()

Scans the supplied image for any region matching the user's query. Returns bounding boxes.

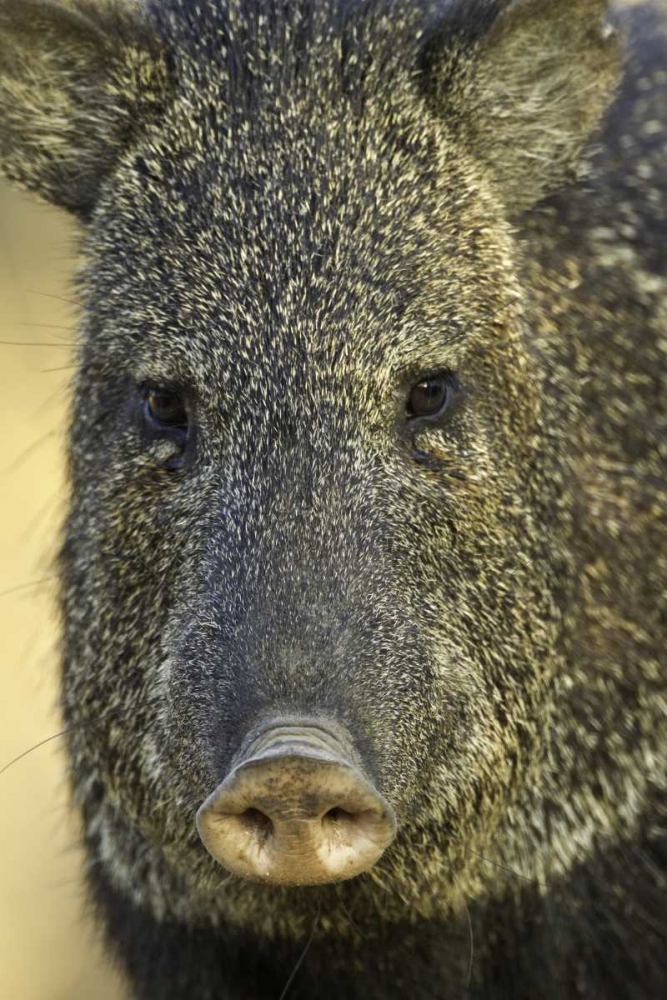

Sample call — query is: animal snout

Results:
[196,724,396,886]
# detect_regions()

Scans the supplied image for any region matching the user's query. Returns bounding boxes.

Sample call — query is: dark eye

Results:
[407,373,452,420]
[144,388,188,430]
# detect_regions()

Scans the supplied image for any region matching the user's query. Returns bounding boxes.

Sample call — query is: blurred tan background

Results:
[0,179,125,998]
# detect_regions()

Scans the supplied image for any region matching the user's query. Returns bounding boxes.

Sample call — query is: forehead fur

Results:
[87,0,510,385]
[151,0,446,88]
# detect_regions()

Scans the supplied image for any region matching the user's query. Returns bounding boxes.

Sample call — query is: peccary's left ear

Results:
[0,0,170,220]
[424,0,621,213]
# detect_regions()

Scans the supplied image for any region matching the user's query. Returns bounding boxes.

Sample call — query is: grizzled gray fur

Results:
[1,0,666,997]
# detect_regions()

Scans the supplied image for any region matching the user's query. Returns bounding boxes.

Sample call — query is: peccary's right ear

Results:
[0,0,169,220]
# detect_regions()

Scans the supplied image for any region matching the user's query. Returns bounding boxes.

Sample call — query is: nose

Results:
[196,724,396,886]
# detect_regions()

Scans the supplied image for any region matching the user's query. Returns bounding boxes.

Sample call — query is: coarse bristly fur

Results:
[1,0,665,996]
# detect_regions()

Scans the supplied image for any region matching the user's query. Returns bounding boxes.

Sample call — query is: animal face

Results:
[0,0,619,935]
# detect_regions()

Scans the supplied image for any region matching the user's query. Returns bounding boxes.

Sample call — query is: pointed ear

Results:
[424,0,621,213]
[0,0,170,220]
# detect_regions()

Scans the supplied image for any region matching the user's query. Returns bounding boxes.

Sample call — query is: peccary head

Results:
[0,0,620,936]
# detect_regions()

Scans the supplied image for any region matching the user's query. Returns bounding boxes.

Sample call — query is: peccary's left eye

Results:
[407,373,453,421]
[144,388,189,430]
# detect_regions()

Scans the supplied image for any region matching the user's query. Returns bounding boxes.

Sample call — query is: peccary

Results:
[1,0,665,997]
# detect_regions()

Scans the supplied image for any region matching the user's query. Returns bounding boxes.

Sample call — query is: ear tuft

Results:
[0,0,170,219]
[424,0,621,213]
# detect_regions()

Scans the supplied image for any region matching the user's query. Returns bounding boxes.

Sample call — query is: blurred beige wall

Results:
[0,179,125,999]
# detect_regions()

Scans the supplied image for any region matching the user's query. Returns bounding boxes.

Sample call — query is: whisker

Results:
[277,902,320,1000]
[414,861,481,996]
[334,885,364,938]
[463,846,550,890]
[463,898,474,990]
[26,289,78,307]
[0,575,56,599]
[0,340,77,348]
[33,383,73,418]
[1,712,118,777]
[49,876,91,894]
[58,835,88,858]
[19,322,74,333]
[19,488,65,546]
[3,429,57,476]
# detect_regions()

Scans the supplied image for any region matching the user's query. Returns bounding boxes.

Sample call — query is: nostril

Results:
[239,808,273,843]
[324,807,354,824]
